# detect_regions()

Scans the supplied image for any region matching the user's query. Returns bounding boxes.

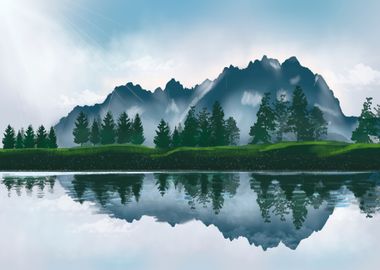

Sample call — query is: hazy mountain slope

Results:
[55,56,357,147]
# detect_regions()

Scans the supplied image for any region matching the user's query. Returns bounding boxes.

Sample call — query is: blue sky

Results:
[1,0,380,129]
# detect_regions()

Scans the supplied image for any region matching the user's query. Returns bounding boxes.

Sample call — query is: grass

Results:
[1,141,380,171]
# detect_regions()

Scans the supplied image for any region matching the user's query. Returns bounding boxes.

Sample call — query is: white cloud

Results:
[165,99,180,114]
[60,90,105,107]
[241,91,262,107]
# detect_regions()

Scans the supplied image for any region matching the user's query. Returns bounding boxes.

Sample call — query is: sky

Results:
[1,0,380,130]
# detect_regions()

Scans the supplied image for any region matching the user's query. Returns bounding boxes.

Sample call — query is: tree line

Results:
[250,86,328,143]
[351,97,380,143]
[73,112,145,146]
[2,125,57,149]
[154,101,240,148]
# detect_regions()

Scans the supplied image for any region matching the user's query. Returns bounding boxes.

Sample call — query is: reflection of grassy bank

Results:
[1,141,380,171]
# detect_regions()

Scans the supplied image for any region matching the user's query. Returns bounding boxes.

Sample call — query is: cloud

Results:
[60,90,105,107]
[241,91,262,107]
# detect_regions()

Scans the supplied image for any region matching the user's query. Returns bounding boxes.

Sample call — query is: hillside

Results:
[1,142,379,171]
[54,56,357,147]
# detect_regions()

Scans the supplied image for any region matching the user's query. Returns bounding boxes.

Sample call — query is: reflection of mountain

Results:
[2,173,380,250]
[55,56,357,146]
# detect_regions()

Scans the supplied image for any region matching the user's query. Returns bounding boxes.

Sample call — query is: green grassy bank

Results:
[1,141,380,171]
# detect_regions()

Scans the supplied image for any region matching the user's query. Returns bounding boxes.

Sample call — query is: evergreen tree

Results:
[48,127,58,148]
[15,129,24,149]
[352,97,378,143]
[2,125,15,149]
[274,94,290,142]
[73,111,90,146]
[182,106,199,146]
[250,93,276,144]
[36,125,49,148]
[100,112,116,145]
[154,119,171,149]
[197,107,211,147]
[171,126,182,148]
[23,125,35,148]
[288,86,312,141]
[210,101,227,146]
[89,119,101,145]
[309,106,328,140]
[225,117,240,145]
[116,112,132,144]
[131,114,145,145]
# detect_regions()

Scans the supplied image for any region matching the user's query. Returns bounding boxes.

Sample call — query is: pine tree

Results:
[23,125,35,148]
[171,126,182,148]
[225,117,240,145]
[100,111,116,145]
[48,127,58,148]
[89,119,101,145]
[2,125,16,149]
[288,86,312,141]
[36,125,49,148]
[352,97,378,143]
[15,129,24,149]
[154,119,171,149]
[182,106,199,146]
[73,111,90,146]
[116,112,132,144]
[309,106,328,140]
[210,101,227,146]
[250,93,276,144]
[198,107,211,147]
[274,94,290,142]
[131,114,145,145]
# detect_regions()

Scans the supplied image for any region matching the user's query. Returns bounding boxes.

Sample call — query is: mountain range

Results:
[55,56,357,146]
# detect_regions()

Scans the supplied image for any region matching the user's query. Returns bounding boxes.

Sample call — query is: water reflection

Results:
[2,172,380,250]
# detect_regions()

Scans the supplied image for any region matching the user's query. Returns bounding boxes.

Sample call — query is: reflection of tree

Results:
[154,174,170,196]
[249,173,380,229]
[71,174,145,205]
[1,176,56,198]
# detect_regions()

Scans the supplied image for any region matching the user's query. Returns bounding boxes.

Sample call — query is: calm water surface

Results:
[1,172,379,270]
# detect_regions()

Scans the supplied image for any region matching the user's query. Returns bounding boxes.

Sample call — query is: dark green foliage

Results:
[1,142,380,171]
[171,126,182,148]
[90,120,101,145]
[225,117,240,145]
[250,93,276,144]
[2,125,16,149]
[210,101,227,146]
[182,106,199,146]
[131,114,145,145]
[352,97,378,143]
[116,112,132,144]
[73,111,90,146]
[288,86,312,141]
[310,106,328,140]
[23,125,35,148]
[48,127,58,148]
[154,119,171,149]
[36,125,49,148]
[100,112,116,145]
[198,107,211,147]
[274,94,290,142]
[15,129,24,149]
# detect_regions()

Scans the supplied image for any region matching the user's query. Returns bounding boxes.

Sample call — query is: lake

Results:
[0,172,379,270]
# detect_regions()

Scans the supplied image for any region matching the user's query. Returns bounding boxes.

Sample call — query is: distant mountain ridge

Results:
[55,56,357,146]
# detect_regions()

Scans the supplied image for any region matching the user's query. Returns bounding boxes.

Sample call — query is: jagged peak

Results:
[165,78,184,90]
[283,56,300,66]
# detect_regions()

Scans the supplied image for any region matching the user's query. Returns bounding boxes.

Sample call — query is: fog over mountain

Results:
[55,56,357,146]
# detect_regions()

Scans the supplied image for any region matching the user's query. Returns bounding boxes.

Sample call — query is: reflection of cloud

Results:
[241,91,262,107]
